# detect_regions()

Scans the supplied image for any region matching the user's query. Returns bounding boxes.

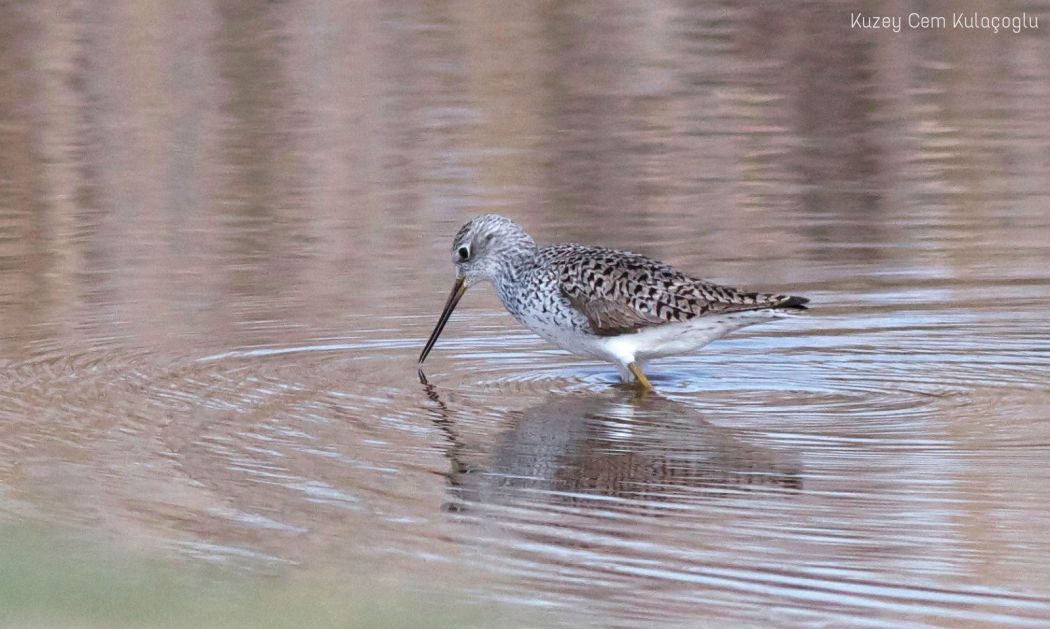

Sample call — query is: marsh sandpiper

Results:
[418,215,808,390]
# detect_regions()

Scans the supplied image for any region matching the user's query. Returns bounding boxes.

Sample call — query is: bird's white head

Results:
[418,214,536,366]
[450,214,537,288]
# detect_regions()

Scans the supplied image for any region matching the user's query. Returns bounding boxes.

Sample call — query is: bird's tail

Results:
[745,292,809,311]
[773,294,809,310]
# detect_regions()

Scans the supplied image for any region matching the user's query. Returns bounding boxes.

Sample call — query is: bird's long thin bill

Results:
[418,278,467,365]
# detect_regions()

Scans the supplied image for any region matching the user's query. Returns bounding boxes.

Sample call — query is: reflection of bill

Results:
[421,386,801,515]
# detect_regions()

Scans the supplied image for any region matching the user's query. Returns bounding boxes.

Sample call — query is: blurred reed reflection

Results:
[2,0,1048,360]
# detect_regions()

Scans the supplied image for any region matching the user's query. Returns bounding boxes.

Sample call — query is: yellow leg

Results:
[627,362,653,392]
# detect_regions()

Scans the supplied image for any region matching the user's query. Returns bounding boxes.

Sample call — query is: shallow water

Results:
[2,1,1050,627]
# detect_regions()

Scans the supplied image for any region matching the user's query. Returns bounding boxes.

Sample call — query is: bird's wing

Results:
[550,245,807,337]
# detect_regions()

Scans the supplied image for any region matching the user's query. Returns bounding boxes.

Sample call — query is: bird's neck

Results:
[491,245,538,314]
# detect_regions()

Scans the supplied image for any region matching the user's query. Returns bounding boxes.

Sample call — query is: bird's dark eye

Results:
[457,246,470,261]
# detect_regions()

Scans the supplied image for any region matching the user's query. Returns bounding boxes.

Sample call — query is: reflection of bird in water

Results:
[420,385,801,514]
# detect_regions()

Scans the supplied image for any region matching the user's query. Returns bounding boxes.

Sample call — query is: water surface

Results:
[2,1,1050,627]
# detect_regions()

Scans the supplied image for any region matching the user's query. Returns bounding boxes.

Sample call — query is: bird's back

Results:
[535,243,807,337]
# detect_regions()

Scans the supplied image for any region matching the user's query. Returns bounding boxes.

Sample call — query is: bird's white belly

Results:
[527,310,786,366]
[524,319,610,360]
[624,311,784,360]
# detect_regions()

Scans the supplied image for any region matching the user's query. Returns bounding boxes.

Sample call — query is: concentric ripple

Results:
[401,301,1050,626]
[2,286,1050,625]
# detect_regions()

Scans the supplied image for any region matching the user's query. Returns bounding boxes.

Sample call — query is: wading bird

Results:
[418,215,808,390]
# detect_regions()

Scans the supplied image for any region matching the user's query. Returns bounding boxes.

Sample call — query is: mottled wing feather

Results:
[561,292,665,336]
[549,244,807,337]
